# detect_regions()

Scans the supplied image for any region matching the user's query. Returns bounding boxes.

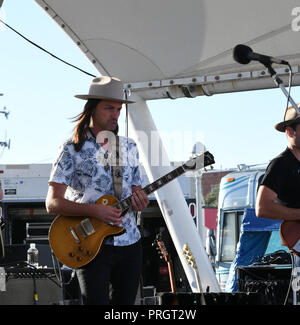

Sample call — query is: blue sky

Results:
[0,0,297,170]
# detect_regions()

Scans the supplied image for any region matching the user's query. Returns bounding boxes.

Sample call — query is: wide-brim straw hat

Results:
[75,76,134,103]
[275,103,300,132]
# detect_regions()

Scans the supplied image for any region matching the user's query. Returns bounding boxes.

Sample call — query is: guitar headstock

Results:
[182,243,198,271]
[153,234,169,263]
[182,151,215,172]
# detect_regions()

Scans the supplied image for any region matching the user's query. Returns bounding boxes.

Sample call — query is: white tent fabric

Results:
[35,0,300,99]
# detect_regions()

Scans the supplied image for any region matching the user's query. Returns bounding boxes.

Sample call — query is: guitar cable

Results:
[283,252,296,305]
[0,226,4,259]
[51,251,77,304]
[53,255,63,281]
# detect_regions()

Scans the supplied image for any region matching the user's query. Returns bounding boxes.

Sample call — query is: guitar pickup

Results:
[81,218,95,236]
[76,224,87,238]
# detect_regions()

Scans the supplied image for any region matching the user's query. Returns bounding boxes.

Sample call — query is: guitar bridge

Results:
[81,218,95,236]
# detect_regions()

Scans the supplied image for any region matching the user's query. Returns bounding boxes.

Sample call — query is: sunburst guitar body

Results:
[48,195,124,268]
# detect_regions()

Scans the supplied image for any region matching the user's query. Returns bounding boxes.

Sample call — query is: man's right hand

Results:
[92,204,123,226]
[46,182,123,226]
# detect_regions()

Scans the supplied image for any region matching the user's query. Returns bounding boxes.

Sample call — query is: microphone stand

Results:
[264,63,300,114]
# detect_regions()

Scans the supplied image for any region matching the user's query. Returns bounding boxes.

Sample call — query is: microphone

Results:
[233,44,289,66]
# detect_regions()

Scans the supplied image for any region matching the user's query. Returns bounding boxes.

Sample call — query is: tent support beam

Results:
[127,94,221,293]
[125,66,300,101]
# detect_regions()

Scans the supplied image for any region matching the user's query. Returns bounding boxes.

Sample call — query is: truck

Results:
[215,165,293,304]
[0,164,53,248]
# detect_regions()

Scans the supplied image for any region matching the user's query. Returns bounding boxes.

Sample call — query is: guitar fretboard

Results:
[113,151,214,213]
[114,165,186,212]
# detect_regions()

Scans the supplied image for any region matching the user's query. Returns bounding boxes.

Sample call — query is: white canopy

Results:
[35,0,300,99]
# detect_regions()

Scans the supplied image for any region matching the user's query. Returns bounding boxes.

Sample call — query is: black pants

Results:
[75,240,142,305]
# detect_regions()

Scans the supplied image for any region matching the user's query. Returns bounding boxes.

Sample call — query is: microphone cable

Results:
[285,63,294,113]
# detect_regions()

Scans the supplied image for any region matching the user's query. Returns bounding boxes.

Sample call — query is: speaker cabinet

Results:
[0,267,79,305]
[0,277,62,305]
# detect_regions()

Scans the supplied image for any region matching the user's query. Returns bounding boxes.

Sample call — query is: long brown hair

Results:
[72,99,100,152]
[72,98,119,152]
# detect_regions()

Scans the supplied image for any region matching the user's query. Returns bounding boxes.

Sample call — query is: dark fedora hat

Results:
[275,103,300,132]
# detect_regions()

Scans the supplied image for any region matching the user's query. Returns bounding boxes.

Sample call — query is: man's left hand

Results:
[131,186,149,211]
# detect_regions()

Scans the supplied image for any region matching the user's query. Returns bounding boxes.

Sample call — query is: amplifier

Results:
[0,266,80,305]
[237,265,292,305]
[26,222,51,243]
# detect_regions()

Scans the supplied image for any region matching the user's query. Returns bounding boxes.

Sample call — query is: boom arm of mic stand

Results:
[264,63,300,114]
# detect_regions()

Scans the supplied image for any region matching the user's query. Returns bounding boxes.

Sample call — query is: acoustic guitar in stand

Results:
[153,233,176,294]
[49,151,215,268]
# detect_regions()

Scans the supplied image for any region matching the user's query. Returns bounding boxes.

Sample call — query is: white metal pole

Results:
[195,171,206,244]
[127,94,220,293]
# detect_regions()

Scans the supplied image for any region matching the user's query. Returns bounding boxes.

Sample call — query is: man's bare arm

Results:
[256,185,300,221]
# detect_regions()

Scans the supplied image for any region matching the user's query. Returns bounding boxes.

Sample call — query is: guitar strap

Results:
[111,135,123,200]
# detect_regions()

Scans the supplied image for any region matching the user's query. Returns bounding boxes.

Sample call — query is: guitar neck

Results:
[115,165,186,212]
[115,151,214,213]
[167,259,176,294]
[143,165,186,195]
[193,268,202,293]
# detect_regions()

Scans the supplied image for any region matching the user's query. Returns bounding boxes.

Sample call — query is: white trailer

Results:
[0,164,52,244]
[215,167,290,292]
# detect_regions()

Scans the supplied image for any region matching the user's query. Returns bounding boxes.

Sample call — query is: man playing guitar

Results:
[46,76,149,304]
[256,103,300,301]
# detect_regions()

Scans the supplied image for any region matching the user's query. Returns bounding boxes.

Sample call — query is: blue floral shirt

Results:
[49,130,142,246]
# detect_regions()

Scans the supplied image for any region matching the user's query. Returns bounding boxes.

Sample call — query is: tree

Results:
[204,185,219,207]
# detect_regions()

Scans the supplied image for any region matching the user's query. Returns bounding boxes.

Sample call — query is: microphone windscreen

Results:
[233,44,253,64]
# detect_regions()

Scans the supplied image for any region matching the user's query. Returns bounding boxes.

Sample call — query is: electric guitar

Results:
[49,151,215,268]
[280,220,300,256]
[182,243,206,305]
[153,234,176,294]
